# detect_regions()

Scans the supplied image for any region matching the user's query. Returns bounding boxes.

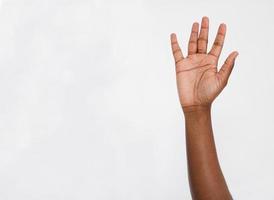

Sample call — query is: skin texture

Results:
[171,17,238,200]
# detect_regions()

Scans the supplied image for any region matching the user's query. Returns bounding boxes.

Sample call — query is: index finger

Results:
[209,23,226,60]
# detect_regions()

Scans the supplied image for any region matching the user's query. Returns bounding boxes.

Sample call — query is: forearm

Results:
[184,105,232,200]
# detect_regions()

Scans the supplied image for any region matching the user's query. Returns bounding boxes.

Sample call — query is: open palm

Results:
[171,17,238,110]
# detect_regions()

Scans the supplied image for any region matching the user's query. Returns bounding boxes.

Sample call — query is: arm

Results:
[170,17,238,200]
[184,105,232,200]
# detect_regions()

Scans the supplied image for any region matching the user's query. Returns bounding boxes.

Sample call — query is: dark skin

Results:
[171,17,238,200]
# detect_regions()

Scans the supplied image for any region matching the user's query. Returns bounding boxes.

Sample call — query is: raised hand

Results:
[171,17,238,112]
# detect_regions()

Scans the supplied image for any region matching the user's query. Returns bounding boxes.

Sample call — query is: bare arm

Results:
[184,105,232,200]
[170,17,238,200]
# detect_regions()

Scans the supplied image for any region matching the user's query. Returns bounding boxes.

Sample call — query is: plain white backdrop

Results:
[0,0,273,199]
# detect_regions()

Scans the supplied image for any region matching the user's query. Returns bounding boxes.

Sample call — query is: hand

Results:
[170,17,238,112]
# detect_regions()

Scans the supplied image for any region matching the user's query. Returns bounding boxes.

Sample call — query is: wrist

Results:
[182,104,211,114]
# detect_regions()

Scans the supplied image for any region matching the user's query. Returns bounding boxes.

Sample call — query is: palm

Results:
[176,54,219,107]
[171,17,238,108]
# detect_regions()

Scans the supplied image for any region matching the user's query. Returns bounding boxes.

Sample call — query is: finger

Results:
[170,33,184,64]
[188,22,199,55]
[197,16,209,54]
[209,23,226,60]
[217,51,239,86]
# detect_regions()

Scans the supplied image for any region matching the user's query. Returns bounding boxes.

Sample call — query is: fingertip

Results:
[201,16,209,27]
[202,16,209,22]
[219,23,226,32]
[170,33,176,40]
[235,53,239,63]
[192,22,199,31]
[202,16,209,27]
[233,51,239,58]
[235,51,239,56]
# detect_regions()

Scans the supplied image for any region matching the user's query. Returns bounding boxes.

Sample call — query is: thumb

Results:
[217,51,239,86]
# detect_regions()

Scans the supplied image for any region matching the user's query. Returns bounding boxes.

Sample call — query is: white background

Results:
[0,0,273,199]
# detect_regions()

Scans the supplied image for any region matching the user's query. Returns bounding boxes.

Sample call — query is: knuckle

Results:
[214,40,223,47]
[188,50,196,54]
[172,48,181,54]
[198,38,208,43]
[189,40,197,44]
[175,58,183,64]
